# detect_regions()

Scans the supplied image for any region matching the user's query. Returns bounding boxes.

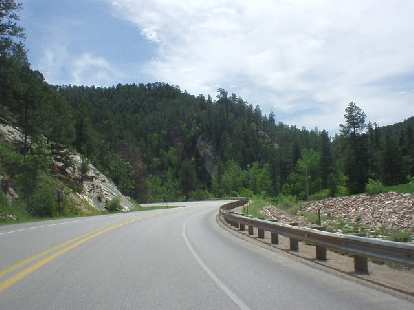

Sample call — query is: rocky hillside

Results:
[302,192,413,232]
[0,121,133,212]
[263,192,414,238]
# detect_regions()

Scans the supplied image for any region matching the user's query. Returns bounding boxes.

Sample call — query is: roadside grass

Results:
[0,195,184,226]
[0,191,106,226]
[242,196,274,219]
[323,218,413,242]
[384,182,414,194]
[272,195,301,215]
[129,203,182,212]
[242,195,300,219]
[366,178,414,195]
[0,207,106,226]
[0,195,33,225]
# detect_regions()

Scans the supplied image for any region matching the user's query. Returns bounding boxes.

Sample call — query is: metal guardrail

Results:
[219,199,414,274]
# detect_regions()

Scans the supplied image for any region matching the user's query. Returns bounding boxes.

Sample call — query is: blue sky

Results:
[21,0,414,131]
[22,0,155,85]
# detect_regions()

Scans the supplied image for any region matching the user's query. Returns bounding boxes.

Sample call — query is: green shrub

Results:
[384,181,414,194]
[335,185,349,197]
[0,193,32,224]
[302,211,321,225]
[366,178,385,195]
[273,195,300,215]
[28,175,59,217]
[309,189,330,201]
[105,197,122,212]
[239,188,254,198]
[388,230,412,242]
[244,196,268,218]
[190,189,212,201]
[0,190,9,210]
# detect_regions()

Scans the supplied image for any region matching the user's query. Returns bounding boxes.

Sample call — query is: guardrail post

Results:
[257,228,265,239]
[239,223,245,231]
[271,232,279,244]
[290,238,299,251]
[354,255,369,274]
[315,245,327,260]
[248,225,254,235]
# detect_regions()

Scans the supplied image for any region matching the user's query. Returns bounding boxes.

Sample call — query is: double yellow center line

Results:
[0,217,140,293]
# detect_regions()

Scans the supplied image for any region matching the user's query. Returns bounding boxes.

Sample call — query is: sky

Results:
[21,0,414,132]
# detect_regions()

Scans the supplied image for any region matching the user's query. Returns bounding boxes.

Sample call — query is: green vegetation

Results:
[272,195,300,215]
[301,211,324,225]
[242,196,269,218]
[322,218,413,242]
[0,191,32,224]
[130,204,181,212]
[242,195,301,219]
[384,179,414,194]
[365,178,414,195]
[366,179,385,195]
[387,230,412,243]
[0,134,103,224]
[105,197,122,213]
[308,189,331,201]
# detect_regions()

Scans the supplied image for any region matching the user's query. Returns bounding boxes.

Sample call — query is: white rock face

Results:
[0,123,26,143]
[70,154,134,211]
[0,121,134,211]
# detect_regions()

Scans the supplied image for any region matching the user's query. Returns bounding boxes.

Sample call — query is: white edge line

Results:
[182,219,251,310]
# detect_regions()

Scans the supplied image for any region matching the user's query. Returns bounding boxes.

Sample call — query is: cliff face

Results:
[67,153,134,211]
[0,121,133,212]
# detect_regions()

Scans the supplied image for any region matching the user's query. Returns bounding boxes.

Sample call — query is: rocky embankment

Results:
[263,192,413,233]
[302,193,413,232]
[0,122,133,211]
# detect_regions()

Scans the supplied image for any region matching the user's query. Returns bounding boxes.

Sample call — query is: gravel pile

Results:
[302,193,414,231]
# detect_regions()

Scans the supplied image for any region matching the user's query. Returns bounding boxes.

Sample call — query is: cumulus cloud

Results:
[109,0,414,130]
[38,45,123,86]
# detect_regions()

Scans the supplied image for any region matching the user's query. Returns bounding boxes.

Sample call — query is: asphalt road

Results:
[0,200,412,309]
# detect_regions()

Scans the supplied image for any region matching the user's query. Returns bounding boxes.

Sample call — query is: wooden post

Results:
[354,256,369,274]
[248,225,254,235]
[315,245,327,260]
[290,238,299,251]
[271,232,279,244]
[258,228,265,239]
[239,223,245,231]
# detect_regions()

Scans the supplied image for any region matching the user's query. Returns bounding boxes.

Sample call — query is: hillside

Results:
[1,0,414,208]
[0,120,133,224]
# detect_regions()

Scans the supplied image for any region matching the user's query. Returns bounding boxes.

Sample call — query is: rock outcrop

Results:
[0,122,134,211]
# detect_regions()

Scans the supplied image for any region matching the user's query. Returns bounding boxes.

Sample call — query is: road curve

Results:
[0,200,412,309]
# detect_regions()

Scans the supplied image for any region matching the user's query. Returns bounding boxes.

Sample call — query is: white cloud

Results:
[38,46,123,86]
[109,0,414,130]
[72,53,121,86]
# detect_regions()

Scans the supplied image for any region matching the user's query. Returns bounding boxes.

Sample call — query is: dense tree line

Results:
[1,1,413,204]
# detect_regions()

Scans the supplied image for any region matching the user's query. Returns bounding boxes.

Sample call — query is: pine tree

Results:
[340,102,369,193]
[383,134,404,185]
[319,130,334,189]
[0,0,25,58]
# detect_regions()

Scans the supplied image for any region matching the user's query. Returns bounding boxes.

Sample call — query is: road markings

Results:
[0,214,128,237]
[0,217,139,294]
[0,218,96,237]
[0,227,107,279]
[182,219,251,310]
